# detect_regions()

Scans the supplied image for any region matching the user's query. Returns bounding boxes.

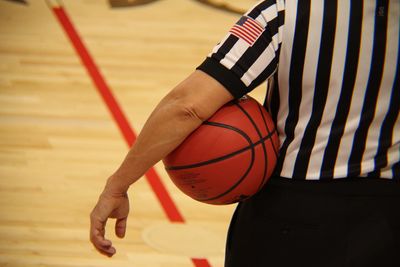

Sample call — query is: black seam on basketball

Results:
[235,102,268,191]
[257,104,279,159]
[191,121,255,202]
[165,126,277,170]
[164,117,277,203]
[200,145,255,203]
[166,121,252,170]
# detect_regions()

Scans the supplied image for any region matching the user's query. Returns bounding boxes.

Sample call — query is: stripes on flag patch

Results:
[229,16,265,46]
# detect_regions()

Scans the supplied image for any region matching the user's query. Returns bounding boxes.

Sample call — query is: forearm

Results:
[110,91,204,191]
[107,71,233,192]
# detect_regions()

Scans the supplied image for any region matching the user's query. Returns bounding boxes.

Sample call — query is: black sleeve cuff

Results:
[196,57,249,99]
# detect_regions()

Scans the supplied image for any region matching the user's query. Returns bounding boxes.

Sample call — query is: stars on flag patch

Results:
[229,16,265,46]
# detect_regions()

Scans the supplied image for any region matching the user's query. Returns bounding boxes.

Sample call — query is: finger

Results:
[95,244,116,257]
[90,228,116,257]
[91,228,112,247]
[90,210,110,247]
[115,217,127,238]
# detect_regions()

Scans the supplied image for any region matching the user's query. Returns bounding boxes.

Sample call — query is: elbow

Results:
[180,104,206,123]
[164,90,206,124]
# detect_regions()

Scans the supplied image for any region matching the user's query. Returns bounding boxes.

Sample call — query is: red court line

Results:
[51,5,214,267]
[51,7,186,223]
[192,258,212,267]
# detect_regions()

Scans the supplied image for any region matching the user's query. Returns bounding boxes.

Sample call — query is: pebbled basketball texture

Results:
[163,95,279,205]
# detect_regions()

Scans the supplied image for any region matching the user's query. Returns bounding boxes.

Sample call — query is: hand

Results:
[90,179,130,257]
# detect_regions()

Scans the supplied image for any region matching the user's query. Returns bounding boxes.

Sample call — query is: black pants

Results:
[225,177,400,267]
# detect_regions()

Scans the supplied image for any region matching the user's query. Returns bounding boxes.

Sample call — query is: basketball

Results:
[163,96,279,205]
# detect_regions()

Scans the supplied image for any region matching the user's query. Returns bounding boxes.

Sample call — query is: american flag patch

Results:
[229,16,265,46]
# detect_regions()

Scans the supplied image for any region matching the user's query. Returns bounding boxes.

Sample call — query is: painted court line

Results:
[50,4,184,224]
[192,258,213,267]
[49,3,213,267]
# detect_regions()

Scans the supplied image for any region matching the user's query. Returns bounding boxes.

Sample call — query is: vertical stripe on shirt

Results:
[269,71,280,123]
[320,0,363,179]
[348,0,389,177]
[368,2,400,178]
[370,59,399,176]
[274,0,311,176]
[293,0,338,179]
[306,0,351,178]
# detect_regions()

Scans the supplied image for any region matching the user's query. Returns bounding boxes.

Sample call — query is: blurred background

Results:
[0,0,266,266]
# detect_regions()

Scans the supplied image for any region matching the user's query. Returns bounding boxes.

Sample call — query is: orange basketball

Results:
[163,96,279,205]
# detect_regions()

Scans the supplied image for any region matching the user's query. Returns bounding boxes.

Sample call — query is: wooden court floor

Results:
[0,1,266,266]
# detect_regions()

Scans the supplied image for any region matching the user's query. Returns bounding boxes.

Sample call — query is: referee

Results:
[90,0,400,266]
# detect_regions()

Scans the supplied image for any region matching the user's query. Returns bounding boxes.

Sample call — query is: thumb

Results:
[115,217,127,238]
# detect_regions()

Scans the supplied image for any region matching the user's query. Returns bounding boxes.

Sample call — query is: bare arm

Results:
[110,70,233,191]
[90,70,233,256]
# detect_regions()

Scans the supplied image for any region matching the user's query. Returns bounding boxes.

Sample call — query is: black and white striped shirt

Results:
[198,0,399,180]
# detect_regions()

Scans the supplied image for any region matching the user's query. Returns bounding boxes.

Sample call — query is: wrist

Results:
[105,174,131,194]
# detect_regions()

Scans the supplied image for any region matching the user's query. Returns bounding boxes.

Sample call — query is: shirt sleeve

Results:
[197,0,284,99]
